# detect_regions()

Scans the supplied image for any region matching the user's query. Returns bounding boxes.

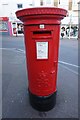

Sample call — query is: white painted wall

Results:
[0,0,40,20]
[43,0,54,7]
[0,0,79,23]
[58,0,69,10]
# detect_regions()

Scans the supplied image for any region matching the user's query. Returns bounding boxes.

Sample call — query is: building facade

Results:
[78,1,80,40]
[0,0,79,38]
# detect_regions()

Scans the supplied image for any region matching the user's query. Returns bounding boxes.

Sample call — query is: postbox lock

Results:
[39,24,45,29]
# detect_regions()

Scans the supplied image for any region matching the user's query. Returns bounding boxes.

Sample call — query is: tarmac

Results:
[1,36,79,118]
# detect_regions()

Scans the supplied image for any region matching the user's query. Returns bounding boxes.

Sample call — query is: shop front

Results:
[60,24,78,39]
[60,16,78,39]
[0,17,12,36]
[12,21,24,36]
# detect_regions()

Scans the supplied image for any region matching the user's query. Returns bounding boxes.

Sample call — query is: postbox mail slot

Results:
[32,30,52,39]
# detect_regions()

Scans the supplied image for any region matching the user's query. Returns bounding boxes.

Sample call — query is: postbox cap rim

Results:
[16,7,67,19]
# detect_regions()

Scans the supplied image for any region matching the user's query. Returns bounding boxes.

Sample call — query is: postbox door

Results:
[24,24,60,96]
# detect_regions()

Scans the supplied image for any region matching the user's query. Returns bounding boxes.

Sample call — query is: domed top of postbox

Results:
[16,7,67,25]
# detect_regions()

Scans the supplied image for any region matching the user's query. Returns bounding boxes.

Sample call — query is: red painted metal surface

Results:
[16,7,67,96]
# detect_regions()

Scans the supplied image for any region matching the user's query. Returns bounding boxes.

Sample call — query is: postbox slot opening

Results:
[33,31,51,37]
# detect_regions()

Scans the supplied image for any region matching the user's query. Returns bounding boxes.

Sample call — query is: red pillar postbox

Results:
[16,7,67,111]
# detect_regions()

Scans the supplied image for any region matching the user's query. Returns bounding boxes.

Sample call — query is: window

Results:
[68,0,72,10]
[0,21,8,32]
[28,0,34,6]
[54,0,58,7]
[17,4,23,9]
[40,0,44,6]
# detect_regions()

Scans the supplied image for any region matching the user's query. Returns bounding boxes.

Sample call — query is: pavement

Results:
[1,36,78,118]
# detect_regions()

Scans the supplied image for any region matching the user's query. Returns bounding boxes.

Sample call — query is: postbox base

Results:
[29,90,57,111]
